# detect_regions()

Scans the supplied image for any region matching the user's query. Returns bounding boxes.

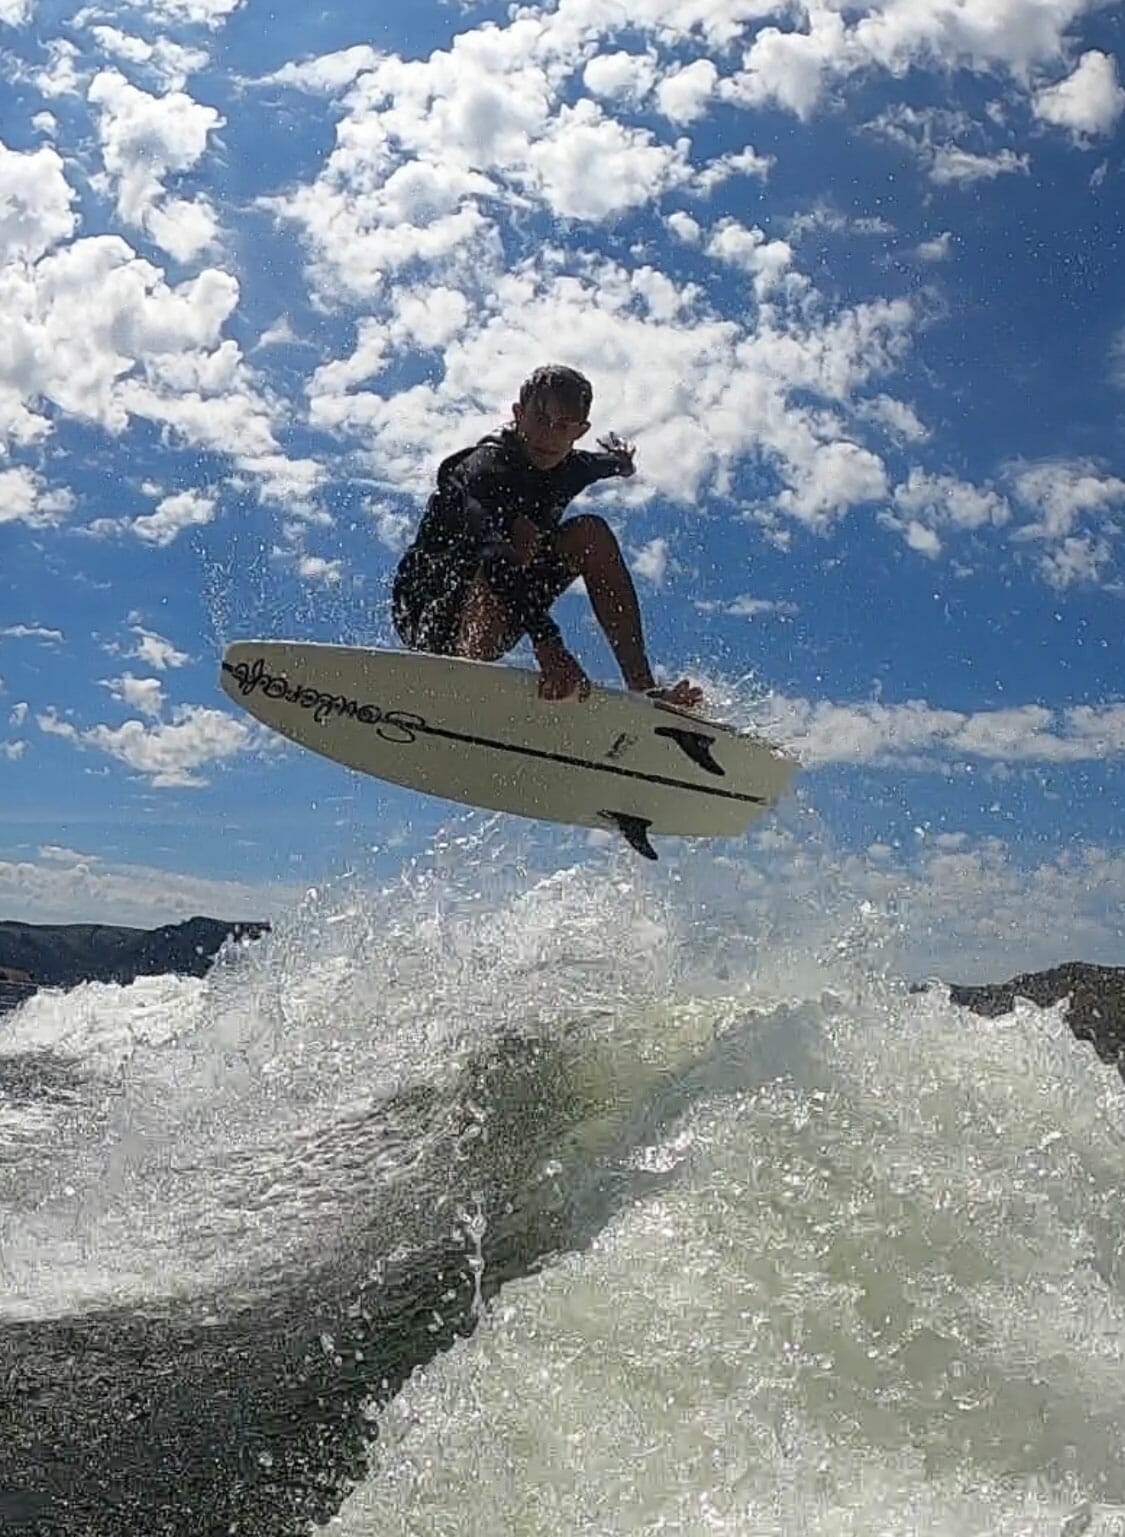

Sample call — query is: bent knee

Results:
[557,513,618,561]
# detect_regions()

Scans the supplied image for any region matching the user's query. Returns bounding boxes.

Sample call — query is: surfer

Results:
[392,365,702,706]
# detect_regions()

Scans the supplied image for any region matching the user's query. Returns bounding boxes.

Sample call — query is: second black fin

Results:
[653,726,724,776]
[599,810,658,861]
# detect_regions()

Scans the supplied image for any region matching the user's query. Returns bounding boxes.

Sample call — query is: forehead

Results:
[530,387,586,418]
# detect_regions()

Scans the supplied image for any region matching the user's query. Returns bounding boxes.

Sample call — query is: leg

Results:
[454,574,520,661]
[554,515,656,691]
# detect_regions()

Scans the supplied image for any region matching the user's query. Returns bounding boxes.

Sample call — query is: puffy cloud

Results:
[1010,458,1125,542]
[654,58,718,122]
[1033,51,1125,141]
[86,26,209,93]
[582,50,658,105]
[130,489,217,546]
[127,626,191,670]
[0,141,77,265]
[1,625,64,642]
[632,536,669,584]
[38,703,262,787]
[772,695,1125,768]
[101,673,166,719]
[87,70,222,260]
[0,467,76,527]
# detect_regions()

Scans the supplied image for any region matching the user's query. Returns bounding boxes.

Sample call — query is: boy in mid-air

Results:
[392,365,701,707]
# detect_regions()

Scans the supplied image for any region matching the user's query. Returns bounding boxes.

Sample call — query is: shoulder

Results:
[439,433,514,485]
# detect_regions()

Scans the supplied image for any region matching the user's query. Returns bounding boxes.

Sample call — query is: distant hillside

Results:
[0,916,270,991]
[950,961,1124,1069]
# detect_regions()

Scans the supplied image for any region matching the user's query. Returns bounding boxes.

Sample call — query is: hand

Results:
[534,641,591,701]
[648,678,703,710]
[597,431,636,477]
[509,515,540,566]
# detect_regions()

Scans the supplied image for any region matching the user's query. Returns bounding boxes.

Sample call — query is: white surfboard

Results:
[219,641,796,859]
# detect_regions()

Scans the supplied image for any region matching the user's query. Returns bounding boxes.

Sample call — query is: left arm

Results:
[569,434,636,488]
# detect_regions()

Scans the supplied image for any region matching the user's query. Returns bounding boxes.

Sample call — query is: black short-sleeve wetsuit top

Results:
[392,427,631,655]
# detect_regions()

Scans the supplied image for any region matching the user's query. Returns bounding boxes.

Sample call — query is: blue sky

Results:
[1,0,1123,960]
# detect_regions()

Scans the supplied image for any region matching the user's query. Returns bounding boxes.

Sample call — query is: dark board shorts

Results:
[392,542,575,657]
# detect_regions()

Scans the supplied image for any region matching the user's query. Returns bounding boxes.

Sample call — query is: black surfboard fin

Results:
[599,811,658,861]
[653,726,725,777]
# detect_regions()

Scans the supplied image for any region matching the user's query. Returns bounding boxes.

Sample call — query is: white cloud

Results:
[1,624,64,642]
[776,438,888,527]
[1033,50,1125,141]
[127,626,191,669]
[265,34,698,305]
[395,286,471,351]
[527,102,693,220]
[0,141,78,265]
[369,501,413,553]
[0,0,34,26]
[1,740,27,759]
[0,236,285,472]
[256,44,381,95]
[297,554,344,584]
[632,536,669,584]
[879,467,1012,558]
[655,58,718,123]
[33,40,82,98]
[9,702,29,725]
[232,453,327,513]
[0,467,76,528]
[893,468,1010,531]
[859,395,929,442]
[869,106,1030,186]
[1037,534,1114,589]
[706,218,795,297]
[666,211,702,244]
[255,315,298,350]
[900,519,943,557]
[721,10,847,119]
[114,0,245,27]
[130,489,217,546]
[86,26,209,93]
[101,672,166,719]
[582,50,658,106]
[914,232,954,262]
[1010,458,1125,545]
[712,0,1106,123]
[691,145,774,195]
[87,70,222,259]
[929,145,1029,185]
[784,207,895,242]
[37,703,263,787]
[769,694,1125,769]
[696,595,798,618]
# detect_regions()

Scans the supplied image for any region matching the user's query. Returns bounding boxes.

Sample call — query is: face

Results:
[513,390,590,468]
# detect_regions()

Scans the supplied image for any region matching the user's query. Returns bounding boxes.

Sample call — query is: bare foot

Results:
[648,679,703,710]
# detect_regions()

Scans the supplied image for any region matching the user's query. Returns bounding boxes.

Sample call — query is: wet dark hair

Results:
[518,364,593,419]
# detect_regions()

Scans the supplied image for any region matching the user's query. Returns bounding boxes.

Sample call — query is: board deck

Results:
[219,641,796,857]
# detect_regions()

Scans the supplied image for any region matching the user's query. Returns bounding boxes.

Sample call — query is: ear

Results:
[574,421,590,440]
[511,401,524,425]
